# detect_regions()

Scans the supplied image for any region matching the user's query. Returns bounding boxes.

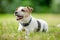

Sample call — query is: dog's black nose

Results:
[15,12,18,14]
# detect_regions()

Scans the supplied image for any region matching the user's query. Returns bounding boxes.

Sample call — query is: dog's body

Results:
[15,6,48,35]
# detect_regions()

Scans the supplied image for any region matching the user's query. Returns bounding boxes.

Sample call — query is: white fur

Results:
[18,16,48,34]
[15,7,48,35]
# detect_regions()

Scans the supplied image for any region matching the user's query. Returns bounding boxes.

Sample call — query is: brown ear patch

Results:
[27,6,33,13]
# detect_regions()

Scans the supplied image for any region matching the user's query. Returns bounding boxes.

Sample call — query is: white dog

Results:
[14,6,48,35]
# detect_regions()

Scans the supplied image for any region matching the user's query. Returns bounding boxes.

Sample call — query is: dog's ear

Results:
[26,6,33,13]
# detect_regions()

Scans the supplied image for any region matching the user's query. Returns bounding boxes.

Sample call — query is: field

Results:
[0,13,60,40]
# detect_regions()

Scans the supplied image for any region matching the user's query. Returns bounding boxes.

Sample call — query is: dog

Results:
[14,6,48,36]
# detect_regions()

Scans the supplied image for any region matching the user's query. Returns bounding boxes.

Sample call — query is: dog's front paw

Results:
[18,28,22,32]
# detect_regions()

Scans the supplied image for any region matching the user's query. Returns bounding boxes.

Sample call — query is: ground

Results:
[0,13,60,40]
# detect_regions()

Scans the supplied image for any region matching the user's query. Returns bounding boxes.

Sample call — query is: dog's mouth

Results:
[16,15,23,20]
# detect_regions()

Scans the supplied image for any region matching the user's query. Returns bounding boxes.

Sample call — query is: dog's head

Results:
[14,6,33,20]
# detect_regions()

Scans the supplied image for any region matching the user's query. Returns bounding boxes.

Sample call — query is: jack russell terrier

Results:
[14,6,48,35]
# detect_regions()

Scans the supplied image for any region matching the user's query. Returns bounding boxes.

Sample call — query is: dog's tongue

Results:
[16,16,20,20]
[16,16,23,20]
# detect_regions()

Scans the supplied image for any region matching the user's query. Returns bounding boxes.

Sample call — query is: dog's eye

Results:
[21,9,25,12]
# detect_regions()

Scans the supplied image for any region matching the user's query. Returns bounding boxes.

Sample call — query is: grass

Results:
[0,13,60,40]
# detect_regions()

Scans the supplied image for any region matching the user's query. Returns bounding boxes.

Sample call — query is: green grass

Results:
[0,13,60,40]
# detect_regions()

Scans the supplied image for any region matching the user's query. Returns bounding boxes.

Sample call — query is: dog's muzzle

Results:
[15,12,23,20]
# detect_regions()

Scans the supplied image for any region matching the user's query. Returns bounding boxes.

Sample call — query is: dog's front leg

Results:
[18,24,23,32]
[25,29,31,40]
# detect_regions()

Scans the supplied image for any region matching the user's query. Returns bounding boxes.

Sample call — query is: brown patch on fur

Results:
[23,7,33,18]
[24,12,30,18]
[23,7,30,18]
[23,8,29,12]
[26,6,33,13]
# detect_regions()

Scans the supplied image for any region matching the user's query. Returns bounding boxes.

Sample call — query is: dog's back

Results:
[37,19,48,32]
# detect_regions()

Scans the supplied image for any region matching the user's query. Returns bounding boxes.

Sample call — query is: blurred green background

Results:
[0,0,60,40]
[0,0,60,13]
